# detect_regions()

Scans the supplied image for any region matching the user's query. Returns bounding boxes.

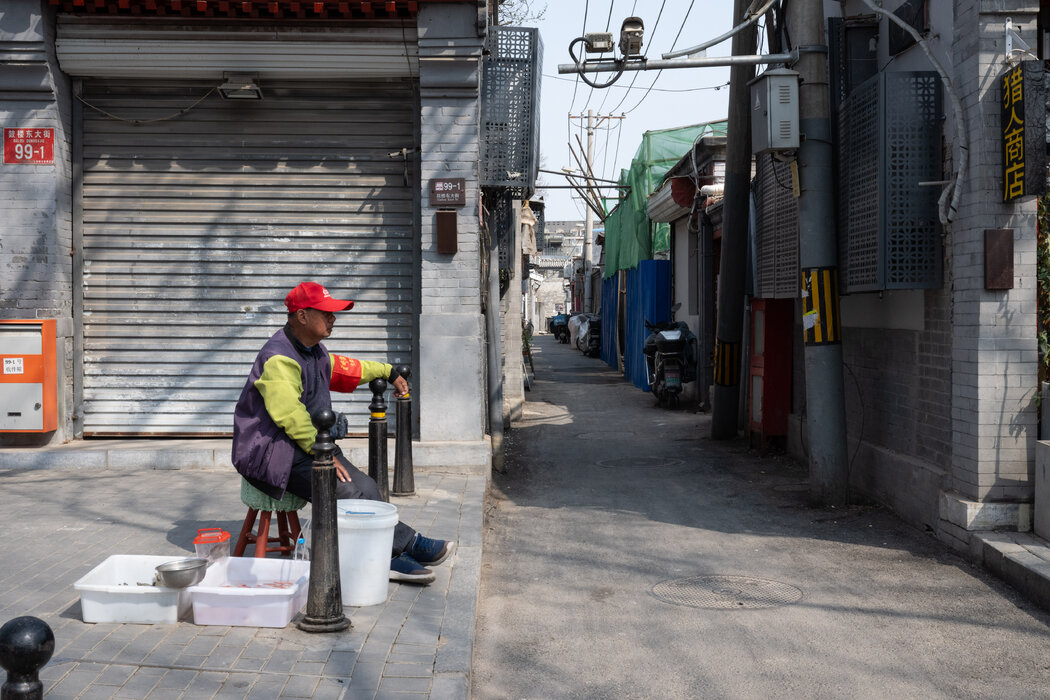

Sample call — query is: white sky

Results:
[523,0,738,220]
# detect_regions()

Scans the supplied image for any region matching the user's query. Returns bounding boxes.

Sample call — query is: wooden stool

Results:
[233,479,308,558]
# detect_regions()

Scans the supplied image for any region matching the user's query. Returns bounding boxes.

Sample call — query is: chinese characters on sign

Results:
[429,178,466,207]
[1000,62,1046,202]
[1002,65,1025,201]
[3,128,55,165]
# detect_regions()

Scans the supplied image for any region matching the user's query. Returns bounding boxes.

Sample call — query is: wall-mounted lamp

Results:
[218,73,263,100]
[584,32,614,54]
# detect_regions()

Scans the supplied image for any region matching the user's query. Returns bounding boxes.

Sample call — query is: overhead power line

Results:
[623,0,698,114]
[568,0,590,143]
[609,0,668,114]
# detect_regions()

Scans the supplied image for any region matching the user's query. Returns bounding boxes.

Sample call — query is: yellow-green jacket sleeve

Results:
[254,355,316,453]
[359,360,394,384]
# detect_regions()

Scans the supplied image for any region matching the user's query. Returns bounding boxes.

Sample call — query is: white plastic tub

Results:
[190,557,309,628]
[74,555,193,624]
[337,499,398,607]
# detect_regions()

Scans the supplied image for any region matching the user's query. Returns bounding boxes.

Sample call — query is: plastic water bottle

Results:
[294,536,309,561]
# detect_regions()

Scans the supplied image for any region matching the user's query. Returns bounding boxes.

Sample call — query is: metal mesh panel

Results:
[837,71,941,293]
[754,155,799,299]
[481,27,542,197]
[884,72,942,289]
[838,76,880,292]
[533,200,546,250]
[484,190,515,270]
[755,159,777,298]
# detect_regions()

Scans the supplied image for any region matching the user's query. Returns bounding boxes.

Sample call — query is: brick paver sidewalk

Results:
[0,467,482,700]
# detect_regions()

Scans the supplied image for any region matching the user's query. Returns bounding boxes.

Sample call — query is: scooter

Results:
[585,315,601,357]
[550,314,569,343]
[580,314,601,358]
[643,319,697,409]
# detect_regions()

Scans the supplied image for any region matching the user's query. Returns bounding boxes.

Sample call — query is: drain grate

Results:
[596,456,682,468]
[650,575,803,609]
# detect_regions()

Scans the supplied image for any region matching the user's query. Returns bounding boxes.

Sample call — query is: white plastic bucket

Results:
[336,499,399,606]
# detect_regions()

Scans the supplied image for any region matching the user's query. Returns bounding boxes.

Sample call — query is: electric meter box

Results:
[750,68,800,154]
[0,319,57,432]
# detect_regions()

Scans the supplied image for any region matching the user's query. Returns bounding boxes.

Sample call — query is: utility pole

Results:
[711,0,757,439]
[788,0,849,505]
[568,111,625,313]
[584,109,594,313]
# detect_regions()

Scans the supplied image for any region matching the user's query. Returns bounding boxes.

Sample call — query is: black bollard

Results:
[0,616,54,700]
[392,365,415,496]
[296,409,351,633]
[368,378,389,502]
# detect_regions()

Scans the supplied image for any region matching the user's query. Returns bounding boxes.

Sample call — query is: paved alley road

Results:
[472,334,1050,700]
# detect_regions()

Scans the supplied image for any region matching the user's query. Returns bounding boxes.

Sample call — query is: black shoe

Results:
[406,534,453,566]
[390,553,435,584]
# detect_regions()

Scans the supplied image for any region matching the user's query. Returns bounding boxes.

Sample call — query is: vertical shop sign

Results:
[3,128,55,165]
[1001,61,1046,201]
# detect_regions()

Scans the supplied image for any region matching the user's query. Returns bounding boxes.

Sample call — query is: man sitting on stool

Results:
[231,281,451,583]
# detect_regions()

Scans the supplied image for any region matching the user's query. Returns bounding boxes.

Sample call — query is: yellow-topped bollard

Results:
[392,365,415,496]
[368,378,389,502]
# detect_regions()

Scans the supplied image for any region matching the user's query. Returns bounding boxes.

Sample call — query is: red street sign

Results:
[3,128,55,165]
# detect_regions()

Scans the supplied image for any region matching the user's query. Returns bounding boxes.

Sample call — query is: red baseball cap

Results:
[285,282,354,313]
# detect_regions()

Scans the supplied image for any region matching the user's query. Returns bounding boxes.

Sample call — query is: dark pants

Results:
[284,446,417,557]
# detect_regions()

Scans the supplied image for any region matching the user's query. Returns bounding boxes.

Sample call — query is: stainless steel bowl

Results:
[155,558,208,588]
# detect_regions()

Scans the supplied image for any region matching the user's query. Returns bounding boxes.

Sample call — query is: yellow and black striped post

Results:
[801,267,841,346]
[367,378,389,502]
[713,338,742,387]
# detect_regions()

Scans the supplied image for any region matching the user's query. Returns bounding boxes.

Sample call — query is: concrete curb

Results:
[0,437,493,476]
[976,531,1050,609]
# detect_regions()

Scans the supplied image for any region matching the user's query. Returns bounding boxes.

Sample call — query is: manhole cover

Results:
[577,431,635,441]
[650,575,803,609]
[772,483,809,493]
[596,456,682,468]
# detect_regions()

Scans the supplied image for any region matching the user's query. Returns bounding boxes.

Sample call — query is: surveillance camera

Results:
[619,17,644,57]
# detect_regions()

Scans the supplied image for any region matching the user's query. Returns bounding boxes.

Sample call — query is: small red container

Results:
[193,528,231,562]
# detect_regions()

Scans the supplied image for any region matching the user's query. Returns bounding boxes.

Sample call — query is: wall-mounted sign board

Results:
[429,178,466,207]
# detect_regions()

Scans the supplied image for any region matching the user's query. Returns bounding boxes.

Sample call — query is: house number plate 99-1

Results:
[4,128,55,165]
[429,178,466,207]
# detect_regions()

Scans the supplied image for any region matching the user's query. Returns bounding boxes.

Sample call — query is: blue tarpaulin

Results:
[624,260,672,391]
[600,275,619,370]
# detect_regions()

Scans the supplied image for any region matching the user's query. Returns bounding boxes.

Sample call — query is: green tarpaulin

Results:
[603,120,728,279]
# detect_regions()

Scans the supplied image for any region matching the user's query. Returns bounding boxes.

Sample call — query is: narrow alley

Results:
[473,334,1050,699]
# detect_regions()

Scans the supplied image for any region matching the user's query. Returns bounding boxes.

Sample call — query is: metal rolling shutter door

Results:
[81,79,417,436]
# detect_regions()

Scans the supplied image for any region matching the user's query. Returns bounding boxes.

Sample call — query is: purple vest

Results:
[231,327,332,492]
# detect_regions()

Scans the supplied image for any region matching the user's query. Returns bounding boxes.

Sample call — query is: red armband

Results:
[330,354,363,393]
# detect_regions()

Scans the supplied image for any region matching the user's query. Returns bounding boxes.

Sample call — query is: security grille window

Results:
[837,71,943,293]
[753,155,799,299]
[481,26,542,197]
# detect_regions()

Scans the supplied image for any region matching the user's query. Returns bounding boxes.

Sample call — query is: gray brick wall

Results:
[0,0,74,445]
[948,0,1040,503]
[790,0,1041,532]
[415,4,488,443]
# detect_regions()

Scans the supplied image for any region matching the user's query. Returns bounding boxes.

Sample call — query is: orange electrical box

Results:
[0,319,57,433]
